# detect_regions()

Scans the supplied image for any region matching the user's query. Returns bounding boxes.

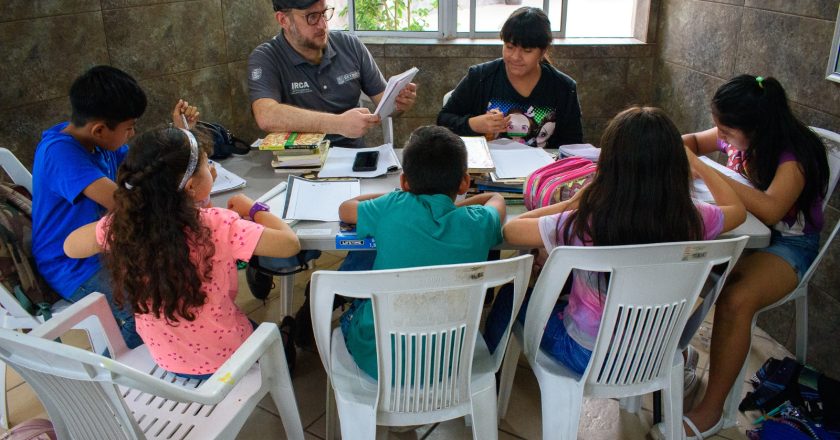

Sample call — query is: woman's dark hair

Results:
[402,125,467,197]
[500,7,553,64]
[713,75,829,224]
[563,106,704,245]
[104,126,214,323]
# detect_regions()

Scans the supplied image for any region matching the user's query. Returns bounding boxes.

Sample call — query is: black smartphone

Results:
[352,151,379,172]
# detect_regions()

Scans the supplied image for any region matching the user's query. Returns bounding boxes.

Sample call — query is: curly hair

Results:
[104,126,215,323]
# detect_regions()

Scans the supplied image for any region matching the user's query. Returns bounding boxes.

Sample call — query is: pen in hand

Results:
[181,113,190,130]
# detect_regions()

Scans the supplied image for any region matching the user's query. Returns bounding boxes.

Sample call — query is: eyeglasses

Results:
[296,7,335,26]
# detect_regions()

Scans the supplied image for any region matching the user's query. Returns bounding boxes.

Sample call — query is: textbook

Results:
[462,136,495,173]
[270,139,330,171]
[336,223,376,250]
[260,132,326,151]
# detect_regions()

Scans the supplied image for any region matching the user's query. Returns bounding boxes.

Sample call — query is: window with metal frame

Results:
[329,0,639,39]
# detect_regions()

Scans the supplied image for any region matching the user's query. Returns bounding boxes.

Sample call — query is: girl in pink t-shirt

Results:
[64,126,300,378]
[493,106,745,375]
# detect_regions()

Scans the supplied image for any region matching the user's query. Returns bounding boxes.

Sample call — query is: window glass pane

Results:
[457,0,469,33]
[332,0,350,30]
[473,0,543,33]
[547,0,562,32]
[351,0,439,31]
[565,0,633,37]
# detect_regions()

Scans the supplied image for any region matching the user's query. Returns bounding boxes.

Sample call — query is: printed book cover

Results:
[336,222,376,250]
[260,132,326,150]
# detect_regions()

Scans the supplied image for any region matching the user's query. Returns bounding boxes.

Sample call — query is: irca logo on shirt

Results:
[290,81,312,95]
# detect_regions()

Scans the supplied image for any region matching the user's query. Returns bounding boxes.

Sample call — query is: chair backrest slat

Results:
[522,237,748,395]
[311,255,533,419]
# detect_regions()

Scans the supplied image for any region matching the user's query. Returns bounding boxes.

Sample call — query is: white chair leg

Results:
[470,385,499,440]
[279,274,295,317]
[325,379,338,440]
[619,396,641,414]
[795,292,808,363]
[497,335,521,419]
[0,360,7,429]
[538,380,582,440]
[336,399,377,440]
[663,364,683,440]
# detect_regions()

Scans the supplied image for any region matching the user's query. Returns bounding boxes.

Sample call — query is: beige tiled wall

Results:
[655,0,840,378]
[0,1,655,167]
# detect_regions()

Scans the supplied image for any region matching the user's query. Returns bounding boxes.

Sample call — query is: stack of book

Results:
[473,176,525,205]
[259,132,329,173]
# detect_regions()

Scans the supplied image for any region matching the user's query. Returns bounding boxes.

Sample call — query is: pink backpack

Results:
[523,157,596,210]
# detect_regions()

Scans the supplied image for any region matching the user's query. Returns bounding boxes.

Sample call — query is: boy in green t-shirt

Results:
[337,125,506,379]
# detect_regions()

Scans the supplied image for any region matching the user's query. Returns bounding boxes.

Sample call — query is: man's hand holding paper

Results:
[394,82,417,113]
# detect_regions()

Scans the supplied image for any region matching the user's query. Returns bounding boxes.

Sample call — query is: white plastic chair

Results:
[442,89,454,106]
[721,127,840,428]
[497,237,749,440]
[0,292,305,439]
[0,147,108,429]
[311,254,533,440]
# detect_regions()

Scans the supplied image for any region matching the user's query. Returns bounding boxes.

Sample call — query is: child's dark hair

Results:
[69,65,147,129]
[712,75,828,224]
[105,126,214,323]
[402,126,467,197]
[500,7,553,64]
[564,106,704,245]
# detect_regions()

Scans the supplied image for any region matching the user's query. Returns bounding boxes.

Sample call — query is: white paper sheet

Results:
[317,144,401,178]
[374,67,418,119]
[558,143,601,161]
[488,140,554,179]
[692,156,753,203]
[210,161,246,195]
[462,136,494,172]
[282,176,360,222]
[255,181,297,225]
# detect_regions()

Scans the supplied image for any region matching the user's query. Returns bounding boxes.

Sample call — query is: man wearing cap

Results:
[249,0,417,148]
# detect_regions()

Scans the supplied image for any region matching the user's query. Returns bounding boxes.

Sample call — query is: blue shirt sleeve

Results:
[43,142,111,204]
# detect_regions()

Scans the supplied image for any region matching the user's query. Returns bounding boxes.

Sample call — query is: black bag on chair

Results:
[196,121,251,160]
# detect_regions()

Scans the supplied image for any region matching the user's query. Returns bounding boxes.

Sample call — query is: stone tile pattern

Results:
[0,2,654,169]
[655,0,840,378]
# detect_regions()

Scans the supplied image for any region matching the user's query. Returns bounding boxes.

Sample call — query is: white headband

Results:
[177,128,199,191]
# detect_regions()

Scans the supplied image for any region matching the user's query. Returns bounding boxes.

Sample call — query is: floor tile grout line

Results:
[418,422,440,440]
[499,426,528,439]
[303,411,327,432]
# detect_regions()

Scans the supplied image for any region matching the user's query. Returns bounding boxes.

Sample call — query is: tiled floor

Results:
[3,251,793,439]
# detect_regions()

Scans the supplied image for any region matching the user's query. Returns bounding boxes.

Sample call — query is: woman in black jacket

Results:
[437,7,583,148]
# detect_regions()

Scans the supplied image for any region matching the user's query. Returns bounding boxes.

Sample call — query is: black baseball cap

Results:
[272,0,319,11]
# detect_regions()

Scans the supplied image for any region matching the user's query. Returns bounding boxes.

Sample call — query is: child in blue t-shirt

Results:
[337,125,507,379]
[32,65,198,348]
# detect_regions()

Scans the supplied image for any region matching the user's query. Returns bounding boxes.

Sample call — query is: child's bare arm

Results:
[682,127,719,156]
[456,192,506,222]
[502,218,543,247]
[687,148,746,232]
[64,222,101,258]
[227,194,300,258]
[518,189,583,220]
[338,193,385,225]
[82,177,117,211]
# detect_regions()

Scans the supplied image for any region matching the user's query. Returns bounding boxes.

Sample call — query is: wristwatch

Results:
[248,202,270,220]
